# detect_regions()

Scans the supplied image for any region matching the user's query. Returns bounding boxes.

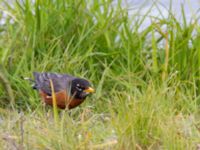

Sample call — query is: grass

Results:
[0,0,200,149]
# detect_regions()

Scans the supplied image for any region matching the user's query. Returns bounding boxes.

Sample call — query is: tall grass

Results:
[0,0,199,149]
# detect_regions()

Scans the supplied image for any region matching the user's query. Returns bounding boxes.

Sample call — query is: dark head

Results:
[71,78,94,99]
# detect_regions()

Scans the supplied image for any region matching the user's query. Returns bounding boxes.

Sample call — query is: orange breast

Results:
[39,90,84,109]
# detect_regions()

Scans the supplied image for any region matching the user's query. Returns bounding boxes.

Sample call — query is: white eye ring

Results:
[76,86,82,91]
[76,84,80,87]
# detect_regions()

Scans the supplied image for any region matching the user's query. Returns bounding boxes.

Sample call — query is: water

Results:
[123,0,200,29]
[1,0,199,28]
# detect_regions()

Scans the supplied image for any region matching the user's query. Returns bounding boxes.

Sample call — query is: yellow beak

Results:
[84,87,95,93]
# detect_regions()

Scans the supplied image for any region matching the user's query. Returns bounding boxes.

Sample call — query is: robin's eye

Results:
[76,84,82,91]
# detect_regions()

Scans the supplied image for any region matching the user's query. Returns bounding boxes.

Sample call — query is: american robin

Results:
[26,72,94,109]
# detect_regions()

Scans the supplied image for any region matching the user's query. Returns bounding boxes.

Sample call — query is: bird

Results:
[25,72,94,109]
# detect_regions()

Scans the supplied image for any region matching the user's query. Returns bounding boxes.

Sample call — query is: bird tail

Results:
[23,77,35,82]
[23,77,37,89]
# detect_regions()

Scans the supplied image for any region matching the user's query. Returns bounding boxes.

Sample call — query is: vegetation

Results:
[0,0,199,149]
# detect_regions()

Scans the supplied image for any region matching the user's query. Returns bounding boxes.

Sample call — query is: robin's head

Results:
[71,78,94,99]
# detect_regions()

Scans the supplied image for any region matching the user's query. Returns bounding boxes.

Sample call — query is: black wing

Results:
[33,72,74,95]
